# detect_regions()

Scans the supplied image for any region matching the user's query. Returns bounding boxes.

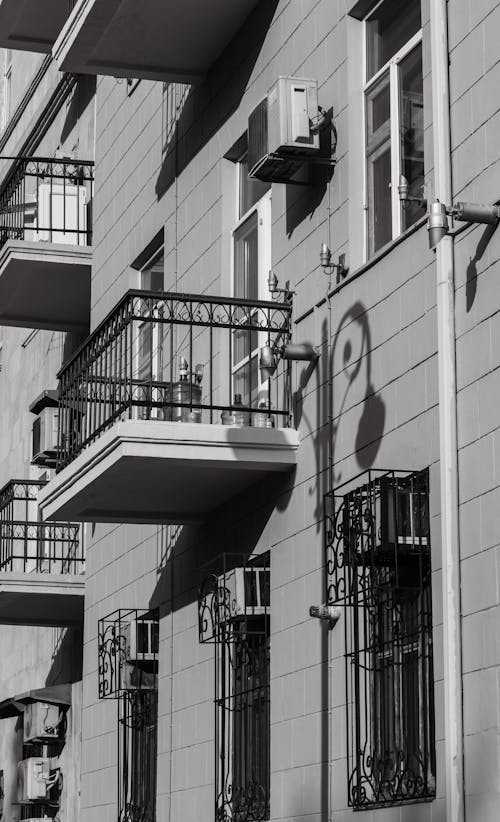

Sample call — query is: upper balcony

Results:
[39,290,299,525]
[0,479,84,626]
[0,0,69,53]
[53,0,260,83]
[0,157,93,331]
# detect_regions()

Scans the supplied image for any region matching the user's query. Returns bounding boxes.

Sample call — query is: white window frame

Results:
[135,245,165,420]
[363,1,422,257]
[1,53,12,131]
[231,161,271,408]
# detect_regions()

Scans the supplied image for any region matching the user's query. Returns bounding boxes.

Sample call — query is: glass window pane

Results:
[234,356,258,406]
[141,249,164,291]
[366,0,421,80]
[400,45,425,231]
[233,327,258,368]
[239,155,271,218]
[366,72,390,153]
[368,146,392,254]
[234,212,258,301]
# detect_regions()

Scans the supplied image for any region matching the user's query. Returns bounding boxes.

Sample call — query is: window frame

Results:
[230,156,271,409]
[363,0,423,257]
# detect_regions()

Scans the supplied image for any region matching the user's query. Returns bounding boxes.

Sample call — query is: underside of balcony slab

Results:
[0,573,85,626]
[39,420,299,524]
[53,0,260,82]
[0,0,68,52]
[0,240,91,330]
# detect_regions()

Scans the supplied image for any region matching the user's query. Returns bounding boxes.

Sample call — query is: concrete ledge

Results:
[0,239,91,329]
[0,572,85,626]
[39,420,300,524]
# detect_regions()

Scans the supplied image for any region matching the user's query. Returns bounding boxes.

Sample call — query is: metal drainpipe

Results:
[429,3,465,822]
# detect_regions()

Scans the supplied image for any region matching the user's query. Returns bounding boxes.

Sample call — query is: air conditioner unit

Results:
[122,618,159,663]
[248,77,320,183]
[16,758,50,803]
[32,407,58,466]
[375,477,429,553]
[219,566,270,621]
[35,181,87,246]
[24,702,61,744]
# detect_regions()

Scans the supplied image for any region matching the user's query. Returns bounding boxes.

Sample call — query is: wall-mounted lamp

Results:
[320,243,348,278]
[428,198,500,248]
[309,604,341,630]
[398,174,427,210]
[268,271,294,300]
[259,340,319,381]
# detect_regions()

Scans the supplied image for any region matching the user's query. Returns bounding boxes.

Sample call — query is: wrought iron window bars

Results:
[98,609,159,822]
[199,554,270,822]
[0,479,82,574]
[324,469,435,809]
[56,290,292,471]
[0,156,94,249]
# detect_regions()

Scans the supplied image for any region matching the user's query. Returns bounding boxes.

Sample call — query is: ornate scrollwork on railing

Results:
[98,608,159,699]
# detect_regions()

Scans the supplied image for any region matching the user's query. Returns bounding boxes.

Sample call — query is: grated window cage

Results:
[98,608,159,700]
[199,553,270,822]
[324,468,436,809]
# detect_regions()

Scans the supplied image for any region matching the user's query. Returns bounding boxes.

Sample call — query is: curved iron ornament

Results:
[98,621,129,699]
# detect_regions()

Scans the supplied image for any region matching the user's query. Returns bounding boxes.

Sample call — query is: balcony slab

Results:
[0,240,91,330]
[0,573,85,626]
[39,420,299,524]
[53,0,260,82]
[0,0,69,52]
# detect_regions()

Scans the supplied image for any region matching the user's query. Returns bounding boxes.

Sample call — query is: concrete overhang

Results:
[39,420,299,524]
[0,0,69,53]
[0,573,85,626]
[0,240,91,330]
[53,0,260,83]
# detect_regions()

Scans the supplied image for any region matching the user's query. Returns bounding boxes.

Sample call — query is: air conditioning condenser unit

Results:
[24,702,61,744]
[16,758,50,803]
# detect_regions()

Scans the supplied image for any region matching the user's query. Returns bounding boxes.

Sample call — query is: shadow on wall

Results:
[60,75,97,149]
[155,0,280,200]
[286,112,337,238]
[149,469,294,619]
[294,301,386,534]
[465,221,497,312]
[45,627,83,687]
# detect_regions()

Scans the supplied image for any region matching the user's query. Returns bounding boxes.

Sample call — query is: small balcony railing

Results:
[56,290,293,470]
[0,480,83,574]
[0,157,94,251]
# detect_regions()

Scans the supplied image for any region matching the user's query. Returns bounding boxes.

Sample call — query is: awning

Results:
[0,682,71,719]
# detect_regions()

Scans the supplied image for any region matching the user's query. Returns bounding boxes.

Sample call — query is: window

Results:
[198,556,270,822]
[137,246,165,418]
[232,155,271,408]
[118,691,158,822]
[325,469,435,809]
[364,0,424,256]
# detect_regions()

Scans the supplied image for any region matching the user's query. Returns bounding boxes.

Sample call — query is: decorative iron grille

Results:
[0,156,94,249]
[0,479,83,574]
[118,690,158,822]
[199,554,270,822]
[56,290,293,470]
[324,469,435,809]
[98,608,159,699]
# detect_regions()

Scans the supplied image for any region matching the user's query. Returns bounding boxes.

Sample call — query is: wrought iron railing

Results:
[0,156,93,250]
[199,554,270,822]
[0,479,83,575]
[119,691,158,822]
[98,608,159,699]
[324,469,435,809]
[57,290,293,470]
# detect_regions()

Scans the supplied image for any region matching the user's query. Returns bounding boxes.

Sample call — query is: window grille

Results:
[118,690,158,822]
[324,469,435,808]
[98,608,159,699]
[199,554,270,822]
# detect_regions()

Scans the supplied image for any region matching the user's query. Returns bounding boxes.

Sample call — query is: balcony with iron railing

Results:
[39,290,299,524]
[0,157,94,330]
[53,0,260,82]
[0,479,84,626]
[0,0,70,53]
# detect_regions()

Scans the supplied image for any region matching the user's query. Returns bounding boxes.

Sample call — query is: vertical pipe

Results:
[429,4,465,822]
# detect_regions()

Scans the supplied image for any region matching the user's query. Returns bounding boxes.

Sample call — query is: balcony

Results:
[38,290,299,525]
[0,480,84,626]
[0,157,93,331]
[0,0,69,53]
[53,0,260,83]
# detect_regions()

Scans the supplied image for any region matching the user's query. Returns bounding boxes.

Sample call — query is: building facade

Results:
[0,2,498,822]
